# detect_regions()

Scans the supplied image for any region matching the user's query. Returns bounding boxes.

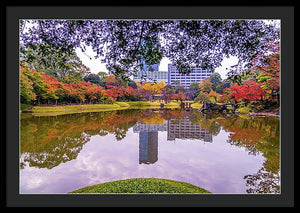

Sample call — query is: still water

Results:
[20,109,280,194]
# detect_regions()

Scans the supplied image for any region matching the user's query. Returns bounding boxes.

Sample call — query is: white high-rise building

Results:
[133,70,168,84]
[168,64,213,88]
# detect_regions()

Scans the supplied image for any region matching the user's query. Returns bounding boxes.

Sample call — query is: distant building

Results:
[133,70,168,84]
[167,119,213,142]
[168,64,213,88]
[133,54,169,83]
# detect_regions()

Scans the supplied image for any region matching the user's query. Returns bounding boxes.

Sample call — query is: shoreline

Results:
[21,101,280,118]
[21,101,182,117]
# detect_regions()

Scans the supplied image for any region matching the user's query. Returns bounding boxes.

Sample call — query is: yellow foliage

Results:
[207,90,220,103]
[143,81,166,95]
[135,81,142,89]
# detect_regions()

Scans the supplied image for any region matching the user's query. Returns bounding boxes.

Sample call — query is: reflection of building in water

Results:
[133,118,212,164]
[167,119,213,142]
[139,131,158,164]
[133,123,168,133]
[134,122,166,165]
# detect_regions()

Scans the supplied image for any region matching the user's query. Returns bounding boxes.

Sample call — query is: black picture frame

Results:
[3,5,294,207]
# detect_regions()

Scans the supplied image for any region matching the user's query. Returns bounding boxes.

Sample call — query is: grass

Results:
[24,100,209,117]
[31,103,129,116]
[69,178,211,194]
[126,101,153,107]
[32,103,122,112]
[125,101,160,110]
[127,101,180,108]
[28,101,183,116]
[115,102,130,107]
[26,101,255,117]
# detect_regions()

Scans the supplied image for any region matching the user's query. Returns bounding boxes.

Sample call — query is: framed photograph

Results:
[4,5,294,207]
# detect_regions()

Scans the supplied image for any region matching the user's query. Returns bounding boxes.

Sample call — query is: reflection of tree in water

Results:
[21,133,90,169]
[188,111,280,193]
[160,109,185,121]
[221,116,280,193]
[244,167,280,194]
[226,139,260,156]
[20,110,142,169]
[189,111,222,136]
[113,128,128,141]
[100,109,141,140]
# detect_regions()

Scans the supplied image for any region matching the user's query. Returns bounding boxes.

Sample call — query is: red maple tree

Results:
[229,80,266,102]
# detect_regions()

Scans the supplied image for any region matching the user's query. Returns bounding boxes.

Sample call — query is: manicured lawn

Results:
[126,101,154,107]
[32,103,125,111]
[28,101,183,116]
[30,103,129,116]
[25,101,247,116]
[127,101,180,108]
[25,100,214,117]
[69,178,211,194]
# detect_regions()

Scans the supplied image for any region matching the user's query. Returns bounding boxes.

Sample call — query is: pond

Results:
[20,109,280,194]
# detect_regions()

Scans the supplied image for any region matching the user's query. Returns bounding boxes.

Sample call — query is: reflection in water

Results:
[20,109,280,194]
[167,119,212,142]
[20,110,142,169]
[139,131,158,164]
[133,119,212,164]
[133,122,168,132]
[244,166,280,194]
[133,122,163,164]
